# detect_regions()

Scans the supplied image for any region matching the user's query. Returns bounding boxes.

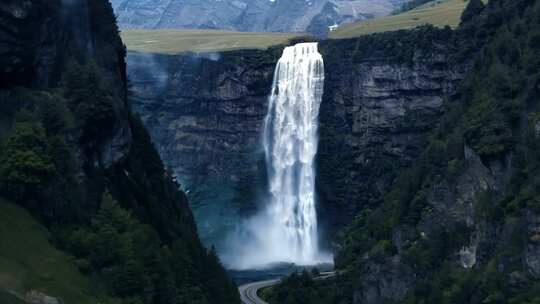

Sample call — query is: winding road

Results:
[238,272,336,304]
[239,279,280,304]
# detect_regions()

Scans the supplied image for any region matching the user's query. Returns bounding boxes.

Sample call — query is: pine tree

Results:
[461,0,485,24]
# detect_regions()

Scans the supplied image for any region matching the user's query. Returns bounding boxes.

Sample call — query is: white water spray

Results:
[225,43,328,269]
[263,42,324,263]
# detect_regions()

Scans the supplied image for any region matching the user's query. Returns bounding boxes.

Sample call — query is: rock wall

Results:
[128,49,280,247]
[127,27,469,249]
[317,30,468,235]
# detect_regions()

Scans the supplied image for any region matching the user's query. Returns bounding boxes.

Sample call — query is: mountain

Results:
[110,0,407,36]
[125,0,540,302]
[125,28,466,250]
[330,0,470,38]
[0,0,238,303]
[267,0,540,303]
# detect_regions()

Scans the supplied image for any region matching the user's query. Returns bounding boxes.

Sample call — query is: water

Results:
[224,42,329,269]
[263,42,325,264]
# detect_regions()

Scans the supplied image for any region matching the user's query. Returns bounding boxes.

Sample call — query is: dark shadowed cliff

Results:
[127,0,540,303]
[0,0,239,303]
[127,26,469,249]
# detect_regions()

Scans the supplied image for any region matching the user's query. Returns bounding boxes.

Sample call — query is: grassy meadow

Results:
[121,29,303,54]
[329,0,469,39]
[0,200,110,304]
[120,0,477,52]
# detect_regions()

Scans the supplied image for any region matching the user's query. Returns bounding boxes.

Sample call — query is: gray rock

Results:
[525,211,540,278]
[354,256,415,304]
[110,0,406,35]
[25,290,63,304]
[127,31,468,248]
[317,38,468,231]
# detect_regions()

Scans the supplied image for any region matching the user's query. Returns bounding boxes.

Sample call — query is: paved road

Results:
[239,279,280,304]
[238,272,336,304]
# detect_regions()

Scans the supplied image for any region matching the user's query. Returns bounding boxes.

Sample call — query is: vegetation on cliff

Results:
[270,0,540,302]
[0,1,239,303]
[339,0,540,302]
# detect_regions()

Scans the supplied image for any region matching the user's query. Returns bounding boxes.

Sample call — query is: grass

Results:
[0,200,111,304]
[329,0,470,39]
[0,290,26,304]
[121,29,303,54]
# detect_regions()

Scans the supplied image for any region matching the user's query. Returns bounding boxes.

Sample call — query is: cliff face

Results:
[127,27,468,248]
[334,1,540,303]
[317,30,468,235]
[128,50,278,185]
[128,49,280,246]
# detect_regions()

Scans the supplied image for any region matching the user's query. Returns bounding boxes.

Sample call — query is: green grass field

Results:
[0,200,111,304]
[0,291,26,304]
[121,29,303,54]
[120,1,479,53]
[329,0,470,39]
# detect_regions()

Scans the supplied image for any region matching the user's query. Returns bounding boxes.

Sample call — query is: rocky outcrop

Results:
[127,27,468,249]
[354,256,415,304]
[25,290,63,304]
[0,0,61,88]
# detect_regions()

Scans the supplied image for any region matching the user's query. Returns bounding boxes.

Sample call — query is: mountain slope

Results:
[285,0,540,303]
[330,0,469,38]
[110,0,406,36]
[0,200,110,304]
[0,0,239,303]
[256,0,540,303]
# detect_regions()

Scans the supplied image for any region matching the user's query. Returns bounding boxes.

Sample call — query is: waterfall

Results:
[224,42,328,269]
[263,42,325,264]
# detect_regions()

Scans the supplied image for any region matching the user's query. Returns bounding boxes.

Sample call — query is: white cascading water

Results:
[262,42,325,264]
[225,42,328,269]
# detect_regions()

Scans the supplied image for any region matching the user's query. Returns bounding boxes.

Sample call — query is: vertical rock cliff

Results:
[127,26,469,251]
[317,27,469,235]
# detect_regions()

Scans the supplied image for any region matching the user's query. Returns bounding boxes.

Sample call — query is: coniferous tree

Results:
[461,0,485,24]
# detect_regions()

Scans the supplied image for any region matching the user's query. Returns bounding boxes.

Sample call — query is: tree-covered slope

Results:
[0,0,239,303]
[268,0,540,303]
[337,0,540,302]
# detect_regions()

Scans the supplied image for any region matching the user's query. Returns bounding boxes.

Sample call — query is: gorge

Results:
[127,26,467,258]
[2,0,540,303]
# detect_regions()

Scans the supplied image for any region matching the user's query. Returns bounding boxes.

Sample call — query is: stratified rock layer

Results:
[127,28,468,247]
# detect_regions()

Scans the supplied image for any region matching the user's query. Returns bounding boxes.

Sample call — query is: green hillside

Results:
[329,0,469,39]
[0,200,110,304]
[121,29,302,54]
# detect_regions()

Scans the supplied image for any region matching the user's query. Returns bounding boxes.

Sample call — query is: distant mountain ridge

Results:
[110,0,407,36]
